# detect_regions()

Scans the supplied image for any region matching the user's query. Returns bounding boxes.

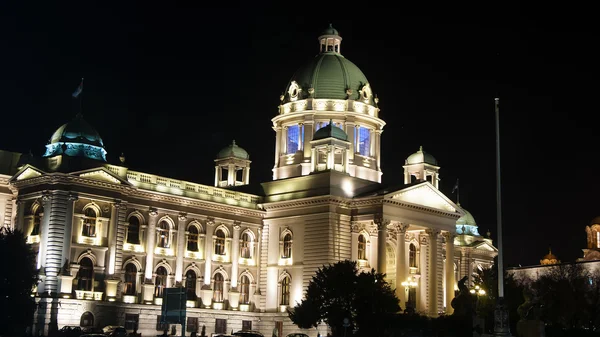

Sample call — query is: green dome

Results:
[406,146,437,165]
[217,140,249,160]
[456,206,480,236]
[49,114,104,147]
[284,53,373,104]
[313,121,348,141]
[320,24,339,36]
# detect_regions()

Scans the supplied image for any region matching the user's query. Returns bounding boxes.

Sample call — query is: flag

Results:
[72,78,84,98]
[452,178,459,194]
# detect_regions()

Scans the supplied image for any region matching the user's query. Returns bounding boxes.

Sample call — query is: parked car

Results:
[233,331,264,337]
[286,334,309,337]
[59,326,83,337]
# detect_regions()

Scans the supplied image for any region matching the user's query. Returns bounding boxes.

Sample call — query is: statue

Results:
[451,276,476,317]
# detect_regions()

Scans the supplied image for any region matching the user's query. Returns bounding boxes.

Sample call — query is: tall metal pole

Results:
[495,97,504,298]
[492,97,511,336]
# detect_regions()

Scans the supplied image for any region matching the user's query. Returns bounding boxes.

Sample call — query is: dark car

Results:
[287,334,309,337]
[233,331,264,337]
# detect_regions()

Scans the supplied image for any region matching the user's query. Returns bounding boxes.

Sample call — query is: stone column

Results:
[214,166,220,187]
[244,167,250,185]
[231,223,241,288]
[255,228,262,296]
[114,202,127,276]
[175,213,187,284]
[144,208,158,281]
[351,222,360,261]
[203,219,215,286]
[376,218,388,274]
[107,202,119,276]
[443,232,456,314]
[426,228,440,316]
[395,223,409,305]
[303,121,313,159]
[345,121,355,161]
[228,164,235,186]
[274,126,282,168]
[14,198,25,232]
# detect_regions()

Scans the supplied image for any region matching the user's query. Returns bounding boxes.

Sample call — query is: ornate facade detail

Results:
[148,208,158,217]
[350,221,360,233]
[178,212,187,222]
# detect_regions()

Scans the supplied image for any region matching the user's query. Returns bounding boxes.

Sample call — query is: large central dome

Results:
[282,25,374,105]
[43,114,107,162]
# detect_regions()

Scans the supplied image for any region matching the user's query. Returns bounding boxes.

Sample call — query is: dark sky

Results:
[0,4,595,268]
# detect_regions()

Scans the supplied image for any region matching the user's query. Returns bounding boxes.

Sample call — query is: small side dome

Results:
[313,121,348,141]
[406,146,438,165]
[540,247,560,265]
[43,114,107,162]
[217,140,249,160]
[456,206,480,236]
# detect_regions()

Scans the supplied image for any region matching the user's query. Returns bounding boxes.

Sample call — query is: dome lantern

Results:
[318,23,342,54]
[214,140,251,188]
[403,146,440,188]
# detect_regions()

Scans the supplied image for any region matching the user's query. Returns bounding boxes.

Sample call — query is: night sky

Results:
[0,4,594,268]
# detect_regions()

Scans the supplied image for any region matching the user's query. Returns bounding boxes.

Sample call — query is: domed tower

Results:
[42,114,107,171]
[403,146,440,188]
[272,24,385,183]
[540,247,560,265]
[309,120,351,173]
[214,140,251,187]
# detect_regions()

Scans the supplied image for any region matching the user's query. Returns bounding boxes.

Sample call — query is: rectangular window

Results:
[186,317,198,333]
[286,125,299,154]
[125,314,139,331]
[242,320,252,331]
[156,315,168,332]
[358,127,371,156]
[215,319,227,334]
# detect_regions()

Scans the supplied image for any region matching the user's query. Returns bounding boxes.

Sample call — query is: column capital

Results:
[148,207,158,217]
[393,223,410,234]
[68,193,78,202]
[351,221,361,233]
[206,217,216,227]
[425,228,441,237]
[113,200,126,209]
[41,190,52,202]
[233,221,242,231]
[442,231,456,241]
[178,212,187,222]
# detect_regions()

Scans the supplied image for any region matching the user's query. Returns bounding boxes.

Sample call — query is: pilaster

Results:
[175,213,187,284]
[394,223,409,305]
[231,223,241,288]
[144,208,158,281]
[376,217,388,274]
[443,231,456,314]
[203,219,215,287]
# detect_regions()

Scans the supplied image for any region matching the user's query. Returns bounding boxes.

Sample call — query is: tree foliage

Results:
[0,228,39,336]
[288,260,399,337]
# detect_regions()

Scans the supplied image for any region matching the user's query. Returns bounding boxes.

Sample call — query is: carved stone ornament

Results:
[442,231,456,241]
[206,217,216,227]
[148,208,158,217]
[113,200,127,209]
[420,235,429,245]
[394,223,410,234]
[425,228,441,237]
[233,221,241,231]
[41,191,52,202]
[178,213,187,222]
[351,222,360,233]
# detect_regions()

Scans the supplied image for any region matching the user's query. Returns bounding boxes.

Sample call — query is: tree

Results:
[0,228,39,336]
[288,260,400,337]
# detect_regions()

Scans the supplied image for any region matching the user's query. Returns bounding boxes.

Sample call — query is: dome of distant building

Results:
[313,121,348,141]
[282,25,375,105]
[217,140,249,160]
[456,206,480,236]
[540,248,560,265]
[43,114,107,162]
[406,146,438,166]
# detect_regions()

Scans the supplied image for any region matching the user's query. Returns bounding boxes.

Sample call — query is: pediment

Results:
[472,241,498,252]
[10,165,45,182]
[71,167,130,185]
[385,182,460,213]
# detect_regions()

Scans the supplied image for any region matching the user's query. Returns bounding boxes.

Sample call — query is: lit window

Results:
[358,234,366,260]
[213,273,224,302]
[82,208,97,237]
[123,263,137,295]
[154,266,168,298]
[157,221,170,248]
[240,275,250,304]
[357,127,371,156]
[281,276,290,305]
[282,234,292,259]
[31,206,43,236]
[286,125,299,154]
[187,226,199,252]
[185,270,197,299]
[240,232,251,259]
[127,216,140,244]
[214,229,226,255]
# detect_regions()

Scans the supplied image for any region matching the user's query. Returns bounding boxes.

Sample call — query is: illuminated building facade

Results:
[0,25,497,337]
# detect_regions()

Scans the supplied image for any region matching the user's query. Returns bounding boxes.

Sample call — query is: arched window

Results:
[154,266,168,298]
[358,234,367,260]
[282,234,292,259]
[187,226,199,252]
[123,263,137,295]
[31,205,43,236]
[78,257,94,291]
[240,275,250,304]
[80,312,94,327]
[240,232,251,259]
[82,208,97,237]
[127,216,140,244]
[213,273,224,302]
[409,243,417,268]
[185,270,197,299]
[157,221,170,248]
[214,229,226,255]
[281,276,290,305]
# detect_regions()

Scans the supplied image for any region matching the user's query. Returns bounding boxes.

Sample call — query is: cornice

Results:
[261,195,350,211]
[383,198,461,219]
[10,173,265,218]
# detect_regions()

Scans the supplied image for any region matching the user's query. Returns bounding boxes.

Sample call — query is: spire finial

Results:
[232,140,236,146]
[119,152,126,164]
[419,145,423,152]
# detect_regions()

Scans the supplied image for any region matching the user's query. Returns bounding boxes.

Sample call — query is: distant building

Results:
[0,25,496,337]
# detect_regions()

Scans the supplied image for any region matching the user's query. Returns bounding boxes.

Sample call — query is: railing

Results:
[75,290,103,301]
